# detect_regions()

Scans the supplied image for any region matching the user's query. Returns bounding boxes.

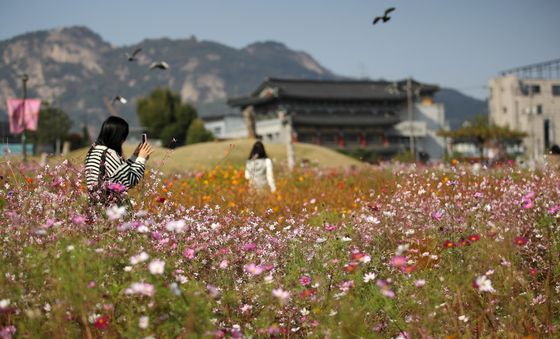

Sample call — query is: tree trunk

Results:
[243,105,257,139]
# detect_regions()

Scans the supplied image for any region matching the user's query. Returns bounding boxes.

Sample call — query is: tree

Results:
[31,103,72,153]
[437,115,527,161]
[137,88,197,148]
[186,119,215,144]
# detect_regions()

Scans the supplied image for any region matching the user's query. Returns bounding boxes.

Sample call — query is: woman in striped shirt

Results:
[85,116,153,204]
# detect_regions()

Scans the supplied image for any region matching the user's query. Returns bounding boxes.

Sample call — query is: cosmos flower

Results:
[148,259,165,275]
[514,236,528,246]
[183,248,195,260]
[272,288,290,303]
[363,272,377,283]
[107,182,127,193]
[390,255,407,267]
[94,315,110,330]
[125,282,155,297]
[0,299,10,309]
[414,279,426,287]
[468,234,481,242]
[443,240,456,249]
[431,210,444,221]
[106,205,127,220]
[299,275,312,286]
[130,251,149,265]
[473,275,495,293]
[244,263,264,275]
[166,220,186,233]
[376,280,395,298]
[138,316,149,329]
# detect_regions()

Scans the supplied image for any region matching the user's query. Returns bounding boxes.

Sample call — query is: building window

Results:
[552,85,560,96]
[522,84,541,95]
[536,104,543,115]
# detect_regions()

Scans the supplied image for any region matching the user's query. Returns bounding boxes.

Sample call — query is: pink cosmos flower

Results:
[183,248,195,260]
[107,182,127,193]
[431,210,444,221]
[324,224,337,231]
[272,288,290,303]
[299,275,312,286]
[242,243,257,252]
[414,279,426,287]
[244,263,264,275]
[376,280,395,298]
[548,204,560,215]
[390,255,407,267]
[72,215,86,225]
[522,199,534,209]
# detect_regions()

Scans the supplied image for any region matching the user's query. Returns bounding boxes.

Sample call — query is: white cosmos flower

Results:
[165,220,186,233]
[130,251,150,265]
[148,259,165,275]
[475,275,495,293]
[363,272,377,283]
[106,205,127,220]
[0,299,10,309]
[139,315,149,329]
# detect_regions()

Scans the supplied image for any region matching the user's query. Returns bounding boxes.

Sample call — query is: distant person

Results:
[245,141,276,192]
[85,116,153,205]
[550,144,560,155]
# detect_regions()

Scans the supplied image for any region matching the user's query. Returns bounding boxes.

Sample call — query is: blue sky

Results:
[1,0,559,99]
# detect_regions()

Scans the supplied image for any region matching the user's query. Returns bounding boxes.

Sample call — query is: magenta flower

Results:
[514,236,528,246]
[107,182,127,193]
[72,215,86,225]
[242,243,257,252]
[299,275,312,286]
[522,199,534,209]
[548,204,560,215]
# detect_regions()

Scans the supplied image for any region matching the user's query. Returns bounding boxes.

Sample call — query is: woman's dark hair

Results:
[95,116,129,156]
[248,141,268,160]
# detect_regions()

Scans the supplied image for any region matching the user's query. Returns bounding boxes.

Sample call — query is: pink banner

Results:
[6,99,41,134]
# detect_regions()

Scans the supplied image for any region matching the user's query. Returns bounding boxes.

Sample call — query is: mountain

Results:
[0,26,334,131]
[0,26,485,133]
[434,88,488,130]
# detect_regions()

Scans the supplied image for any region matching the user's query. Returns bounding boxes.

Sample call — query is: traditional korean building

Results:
[222,78,445,159]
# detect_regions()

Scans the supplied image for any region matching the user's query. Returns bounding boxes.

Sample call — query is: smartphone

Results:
[142,133,147,144]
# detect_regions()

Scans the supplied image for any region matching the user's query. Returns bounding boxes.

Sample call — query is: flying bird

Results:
[125,48,142,62]
[149,61,170,70]
[373,7,396,25]
[112,95,127,104]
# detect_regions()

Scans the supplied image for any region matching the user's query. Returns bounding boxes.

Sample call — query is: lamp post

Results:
[20,74,29,161]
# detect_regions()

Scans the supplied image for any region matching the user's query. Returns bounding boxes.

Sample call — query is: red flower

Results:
[94,315,110,330]
[443,240,455,249]
[514,236,528,246]
[156,197,166,203]
[299,288,316,298]
[458,238,470,246]
[401,265,416,274]
[343,262,358,273]
[468,234,481,242]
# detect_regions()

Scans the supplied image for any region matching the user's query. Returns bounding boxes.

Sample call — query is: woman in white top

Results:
[245,141,276,192]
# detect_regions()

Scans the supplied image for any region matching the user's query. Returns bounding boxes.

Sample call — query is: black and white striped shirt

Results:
[84,145,146,190]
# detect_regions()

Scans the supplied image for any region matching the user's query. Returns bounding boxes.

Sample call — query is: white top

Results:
[245,158,276,192]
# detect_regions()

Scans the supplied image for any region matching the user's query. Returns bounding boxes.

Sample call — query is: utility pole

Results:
[21,74,29,161]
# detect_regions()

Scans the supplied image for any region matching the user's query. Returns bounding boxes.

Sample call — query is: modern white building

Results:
[489,59,560,161]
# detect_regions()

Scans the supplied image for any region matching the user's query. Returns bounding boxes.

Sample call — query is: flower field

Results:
[0,159,559,338]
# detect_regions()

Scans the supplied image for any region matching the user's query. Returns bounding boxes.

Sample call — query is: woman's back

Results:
[245,158,275,192]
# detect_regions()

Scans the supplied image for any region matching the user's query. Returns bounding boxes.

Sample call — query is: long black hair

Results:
[248,141,268,160]
[95,116,129,156]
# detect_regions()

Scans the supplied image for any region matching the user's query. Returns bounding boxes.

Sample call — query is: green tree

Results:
[137,88,197,148]
[186,119,215,144]
[438,115,527,161]
[31,103,72,153]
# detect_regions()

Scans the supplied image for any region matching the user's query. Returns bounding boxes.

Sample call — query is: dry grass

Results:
[61,139,362,173]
